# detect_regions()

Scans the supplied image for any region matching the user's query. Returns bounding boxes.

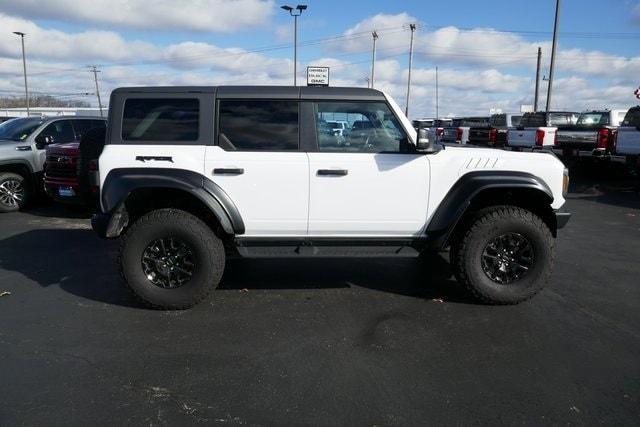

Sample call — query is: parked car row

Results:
[0,116,106,212]
[413,106,640,170]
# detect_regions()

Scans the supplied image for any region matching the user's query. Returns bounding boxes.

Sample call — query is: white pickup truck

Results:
[613,106,640,166]
[507,111,578,150]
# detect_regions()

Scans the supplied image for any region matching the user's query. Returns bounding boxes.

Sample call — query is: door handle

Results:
[15,146,32,151]
[213,168,244,175]
[317,169,348,176]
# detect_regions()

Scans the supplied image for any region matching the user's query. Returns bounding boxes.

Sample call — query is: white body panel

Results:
[98,145,206,188]
[307,153,429,236]
[507,127,556,148]
[204,147,309,236]
[426,146,566,213]
[615,127,640,155]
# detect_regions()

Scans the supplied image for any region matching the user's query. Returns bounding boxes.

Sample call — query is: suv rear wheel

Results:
[451,206,554,304]
[119,208,225,309]
[0,172,29,213]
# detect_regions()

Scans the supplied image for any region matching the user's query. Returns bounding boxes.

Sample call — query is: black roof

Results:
[111,85,386,101]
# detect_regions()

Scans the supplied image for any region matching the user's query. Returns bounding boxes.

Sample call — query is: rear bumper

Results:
[555,210,571,229]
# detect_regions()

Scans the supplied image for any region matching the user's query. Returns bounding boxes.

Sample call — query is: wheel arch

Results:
[100,168,244,237]
[426,171,556,249]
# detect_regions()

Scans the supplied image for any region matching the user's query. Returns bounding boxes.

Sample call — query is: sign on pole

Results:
[307,66,330,87]
[634,87,640,100]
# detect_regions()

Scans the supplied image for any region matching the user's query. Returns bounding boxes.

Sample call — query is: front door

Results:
[204,99,309,237]
[307,100,429,237]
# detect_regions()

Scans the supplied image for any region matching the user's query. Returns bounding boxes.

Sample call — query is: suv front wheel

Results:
[0,172,29,213]
[119,209,225,309]
[451,206,554,304]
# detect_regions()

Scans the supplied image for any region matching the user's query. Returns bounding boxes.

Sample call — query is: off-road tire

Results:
[0,172,30,213]
[451,205,554,304]
[119,208,225,309]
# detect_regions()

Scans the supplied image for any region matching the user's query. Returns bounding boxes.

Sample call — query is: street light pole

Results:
[371,31,378,88]
[435,66,439,119]
[405,23,416,117]
[13,31,29,115]
[534,47,542,112]
[281,4,307,86]
[546,0,561,113]
[89,65,104,117]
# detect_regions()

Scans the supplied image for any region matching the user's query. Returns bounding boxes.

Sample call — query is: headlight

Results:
[562,167,570,197]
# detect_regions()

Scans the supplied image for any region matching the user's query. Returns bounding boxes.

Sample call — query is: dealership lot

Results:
[0,162,639,425]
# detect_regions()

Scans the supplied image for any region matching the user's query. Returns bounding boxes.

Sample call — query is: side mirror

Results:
[35,134,52,150]
[416,128,440,153]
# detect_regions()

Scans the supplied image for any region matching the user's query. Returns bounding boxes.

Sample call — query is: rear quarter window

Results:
[122,98,199,141]
[622,108,640,127]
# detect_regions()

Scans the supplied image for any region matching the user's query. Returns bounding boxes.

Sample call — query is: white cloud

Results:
[0,14,159,62]
[335,14,640,80]
[0,0,274,32]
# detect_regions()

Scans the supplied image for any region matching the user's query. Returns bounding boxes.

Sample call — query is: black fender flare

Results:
[100,168,245,235]
[425,171,554,249]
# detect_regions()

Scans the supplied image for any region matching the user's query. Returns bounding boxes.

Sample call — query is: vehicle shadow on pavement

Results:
[0,228,474,308]
[22,201,96,220]
[221,254,474,304]
[0,229,139,308]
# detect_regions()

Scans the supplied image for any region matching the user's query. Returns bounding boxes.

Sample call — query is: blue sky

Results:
[0,0,638,118]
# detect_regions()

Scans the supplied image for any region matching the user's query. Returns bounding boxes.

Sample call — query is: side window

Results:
[39,120,75,144]
[72,119,106,140]
[314,101,409,153]
[218,100,298,151]
[122,98,199,141]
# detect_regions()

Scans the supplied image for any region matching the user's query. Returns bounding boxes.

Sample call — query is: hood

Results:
[46,142,80,156]
[0,139,23,156]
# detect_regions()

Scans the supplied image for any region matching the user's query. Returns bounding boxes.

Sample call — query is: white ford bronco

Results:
[92,86,571,309]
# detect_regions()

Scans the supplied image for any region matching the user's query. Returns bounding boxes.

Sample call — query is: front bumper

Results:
[555,210,571,229]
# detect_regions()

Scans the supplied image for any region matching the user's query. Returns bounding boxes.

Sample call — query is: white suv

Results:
[92,86,571,309]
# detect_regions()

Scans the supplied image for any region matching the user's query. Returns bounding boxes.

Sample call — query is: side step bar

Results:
[233,238,424,258]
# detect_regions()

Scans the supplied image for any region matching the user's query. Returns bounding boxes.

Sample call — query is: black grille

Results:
[45,157,76,178]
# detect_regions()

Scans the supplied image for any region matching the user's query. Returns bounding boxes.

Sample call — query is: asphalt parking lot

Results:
[1,160,639,425]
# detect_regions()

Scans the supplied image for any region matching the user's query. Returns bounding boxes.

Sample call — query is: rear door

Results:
[306,100,429,237]
[99,93,209,188]
[204,95,309,236]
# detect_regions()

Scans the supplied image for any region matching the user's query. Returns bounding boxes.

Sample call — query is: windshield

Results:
[0,118,43,142]
[576,112,609,126]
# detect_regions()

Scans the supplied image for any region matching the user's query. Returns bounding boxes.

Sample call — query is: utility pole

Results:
[281,4,307,86]
[405,23,416,117]
[13,32,29,115]
[546,0,561,112]
[364,76,370,88]
[435,66,439,119]
[89,65,104,117]
[534,47,542,112]
[370,31,378,88]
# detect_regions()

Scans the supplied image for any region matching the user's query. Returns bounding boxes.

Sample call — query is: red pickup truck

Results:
[43,126,106,206]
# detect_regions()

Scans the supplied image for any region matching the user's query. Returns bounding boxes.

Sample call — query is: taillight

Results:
[611,129,618,153]
[489,128,497,144]
[436,127,444,137]
[535,129,545,146]
[597,128,610,150]
[456,128,463,142]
